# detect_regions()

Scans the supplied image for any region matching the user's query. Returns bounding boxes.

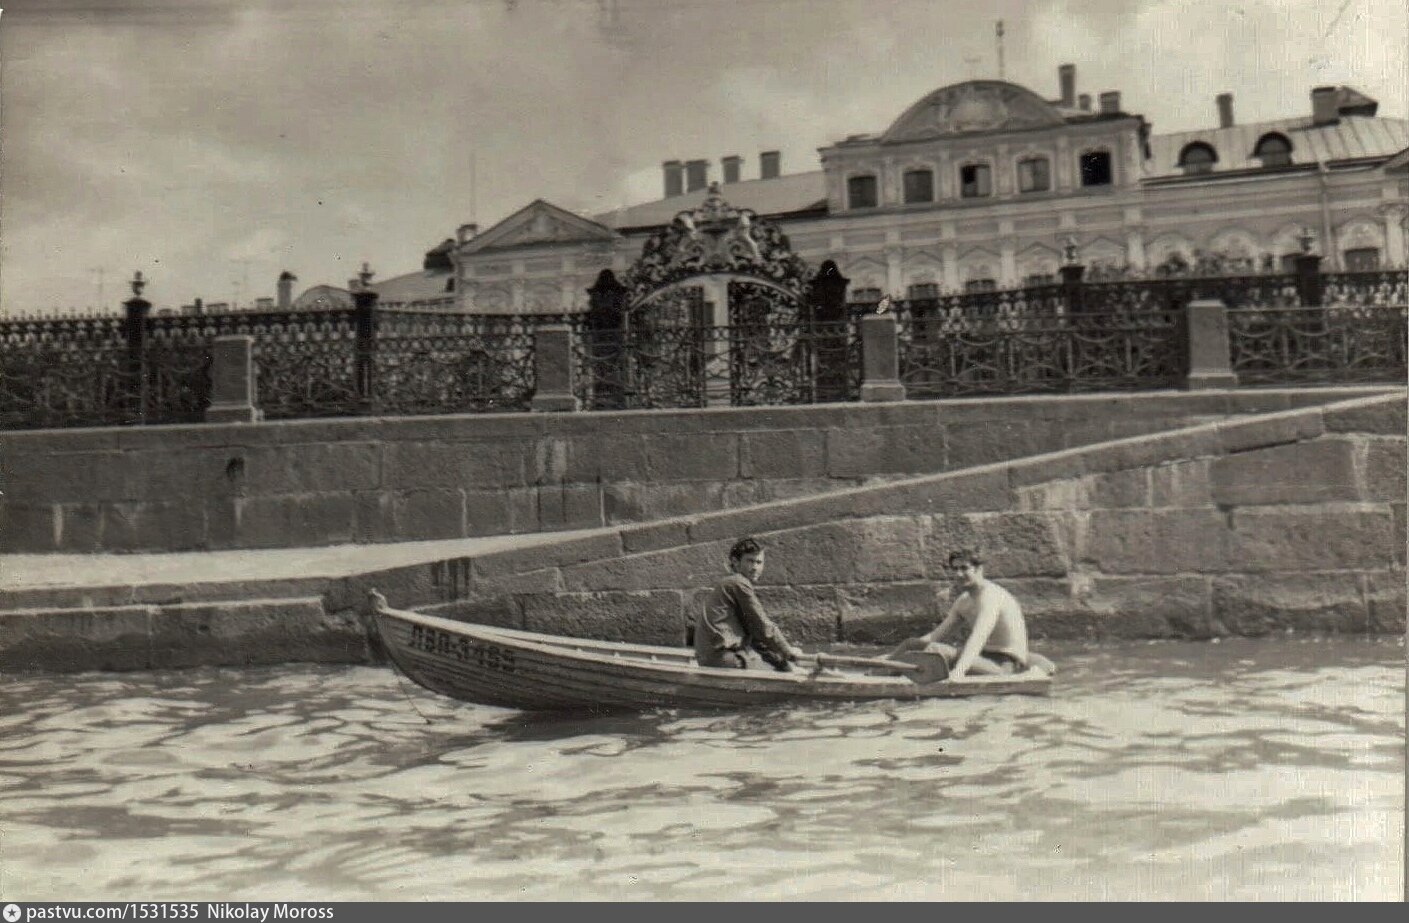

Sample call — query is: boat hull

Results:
[374,605,1052,712]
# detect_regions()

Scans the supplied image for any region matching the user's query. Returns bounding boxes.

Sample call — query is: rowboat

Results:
[371,593,1053,712]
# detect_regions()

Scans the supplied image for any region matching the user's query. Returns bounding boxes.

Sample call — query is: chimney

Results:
[276,271,296,310]
[760,150,781,180]
[1078,93,1092,112]
[685,159,709,192]
[1216,92,1234,128]
[662,160,684,197]
[1311,86,1339,125]
[255,297,274,311]
[457,222,478,244]
[722,155,742,184]
[1058,64,1076,108]
[1099,91,1120,114]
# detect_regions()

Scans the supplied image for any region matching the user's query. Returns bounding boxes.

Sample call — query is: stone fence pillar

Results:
[531,324,580,412]
[1182,299,1237,390]
[1294,253,1323,306]
[206,335,260,422]
[859,312,906,402]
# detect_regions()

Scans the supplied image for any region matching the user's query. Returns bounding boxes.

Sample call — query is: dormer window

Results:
[1253,133,1293,167]
[1017,157,1051,193]
[903,169,935,204]
[960,163,992,198]
[1178,143,1218,175]
[848,174,879,209]
[1080,150,1113,186]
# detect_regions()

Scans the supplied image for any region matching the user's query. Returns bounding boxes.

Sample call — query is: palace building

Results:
[355,64,1409,312]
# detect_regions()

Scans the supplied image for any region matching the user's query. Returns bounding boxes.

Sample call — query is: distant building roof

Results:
[290,284,353,311]
[371,268,453,305]
[1148,115,1409,175]
[595,171,827,230]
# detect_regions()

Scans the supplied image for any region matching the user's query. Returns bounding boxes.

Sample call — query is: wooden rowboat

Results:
[372,594,1053,712]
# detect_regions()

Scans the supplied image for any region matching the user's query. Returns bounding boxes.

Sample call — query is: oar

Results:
[803,653,921,674]
[801,652,951,685]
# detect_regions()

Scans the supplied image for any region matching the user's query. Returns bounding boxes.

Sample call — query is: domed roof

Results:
[882,80,1067,143]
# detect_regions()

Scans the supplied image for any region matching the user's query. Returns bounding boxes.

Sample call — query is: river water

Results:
[1,638,1403,902]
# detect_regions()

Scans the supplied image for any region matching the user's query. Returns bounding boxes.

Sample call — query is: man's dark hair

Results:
[948,548,984,568]
[729,537,763,561]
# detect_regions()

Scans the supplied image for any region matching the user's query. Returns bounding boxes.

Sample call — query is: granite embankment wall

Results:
[0,387,1394,554]
[336,392,1407,647]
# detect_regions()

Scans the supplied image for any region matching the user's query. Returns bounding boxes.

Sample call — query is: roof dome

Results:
[882,80,1066,143]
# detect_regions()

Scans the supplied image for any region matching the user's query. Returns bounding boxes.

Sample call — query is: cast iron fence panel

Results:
[897,309,1182,397]
[1082,274,1303,313]
[375,321,536,415]
[1228,304,1408,385]
[574,321,861,410]
[1321,270,1409,307]
[0,315,135,428]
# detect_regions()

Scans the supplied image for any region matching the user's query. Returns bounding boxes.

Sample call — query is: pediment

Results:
[883,81,1066,144]
[463,200,617,253]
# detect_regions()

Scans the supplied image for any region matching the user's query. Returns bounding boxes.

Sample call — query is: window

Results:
[908,282,939,301]
[1017,157,1051,193]
[964,278,997,293]
[1023,273,1055,287]
[850,287,882,304]
[902,169,935,204]
[960,163,992,198]
[1253,133,1293,167]
[1080,151,1113,187]
[847,175,878,209]
[1178,143,1218,175]
[1279,253,1300,273]
[1344,248,1381,271]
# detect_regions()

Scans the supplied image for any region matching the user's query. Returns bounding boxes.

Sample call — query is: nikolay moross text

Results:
[208,907,332,921]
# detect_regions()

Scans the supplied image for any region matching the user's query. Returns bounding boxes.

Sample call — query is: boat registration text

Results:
[409,624,516,673]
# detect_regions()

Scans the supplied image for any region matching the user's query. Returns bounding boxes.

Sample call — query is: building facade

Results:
[365,65,1409,313]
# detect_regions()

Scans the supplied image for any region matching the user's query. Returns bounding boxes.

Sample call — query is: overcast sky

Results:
[0,0,1404,312]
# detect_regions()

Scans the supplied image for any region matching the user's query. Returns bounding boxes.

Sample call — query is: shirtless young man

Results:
[889,549,1048,679]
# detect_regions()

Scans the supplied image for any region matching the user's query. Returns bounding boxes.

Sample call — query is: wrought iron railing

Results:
[1228,304,1407,386]
[1321,270,1409,307]
[376,325,536,415]
[575,321,860,410]
[898,309,1183,398]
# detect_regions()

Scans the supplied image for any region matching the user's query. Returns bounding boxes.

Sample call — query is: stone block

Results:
[1150,460,1213,508]
[564,435,650,482]
[1210,440,1360,507]
[148,599,368,669]
[1363,571,1407,633]
[101,501,207,552]
[1361,439,1407,502]
[826,425,947,478]
[1088,468,1151,509]
[560,541,727,593]
[532,437,571,485]
[461,567,565,598]
[944,419,1065,470]
[1211,573,1367,636]
[752,585,842,644]
[847,466,1014,517]
[0,606,152,672]
[1217,408,1325,454]
[233,494,358,548]
[464,487,538,537]
[1084,508,1233,574]
[0,503,57,553]
[1014,478,1088,513]
[1394,503,1406,565]
[352,491,392,543]
[3,451,131,503]
[643,433,740,481]
[1321,395,1407,435]
[837,582,946,644]
[1228,507,1397,572]
[520,590,686,645]
[1088,427,1225,477]
[241,443,382,494]
[56,503,105,552]
[1006,446,1093,488]
[603,482,725,524]
[419,596,524,630]
[620,519,692,555]
[382,442,528,490]
[758,519,927,586]
[927,512,1071,578]
[686,494,843,544]
[473,532,626,580]
[1088,576,1214,638]
[391,489,466,541]
[323,564,445,616]
[719,478,853,509]
[740,430,827,479]
[537,484,603,532]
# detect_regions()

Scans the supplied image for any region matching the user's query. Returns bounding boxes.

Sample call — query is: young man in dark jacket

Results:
[693,537,804,672]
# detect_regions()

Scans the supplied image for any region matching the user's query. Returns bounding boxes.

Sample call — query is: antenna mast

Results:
[996,20,1006,80]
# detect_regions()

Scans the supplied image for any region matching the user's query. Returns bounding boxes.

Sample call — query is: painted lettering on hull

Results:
[409,624,516,673]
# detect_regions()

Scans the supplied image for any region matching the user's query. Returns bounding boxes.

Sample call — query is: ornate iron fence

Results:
[375,313,536,415]
[898,309,1183,398]
[1321,270,1409,307]
[575,321,860,410]
[1228,304,1408,385]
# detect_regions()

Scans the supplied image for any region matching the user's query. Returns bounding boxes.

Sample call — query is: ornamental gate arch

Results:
[580,184,858,408]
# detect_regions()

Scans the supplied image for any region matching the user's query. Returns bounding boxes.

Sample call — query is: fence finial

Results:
[129,271,147,298]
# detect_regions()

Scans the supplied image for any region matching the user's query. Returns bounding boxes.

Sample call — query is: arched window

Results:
[1080,150,1113,186]
[1017,156,1051,193]
[1253,133,1293,167]
[902,169,935,204]
[1343,248,1381,271]
[1178,143,1218,175]
[959,163,992,198]
[847,174,879,209]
